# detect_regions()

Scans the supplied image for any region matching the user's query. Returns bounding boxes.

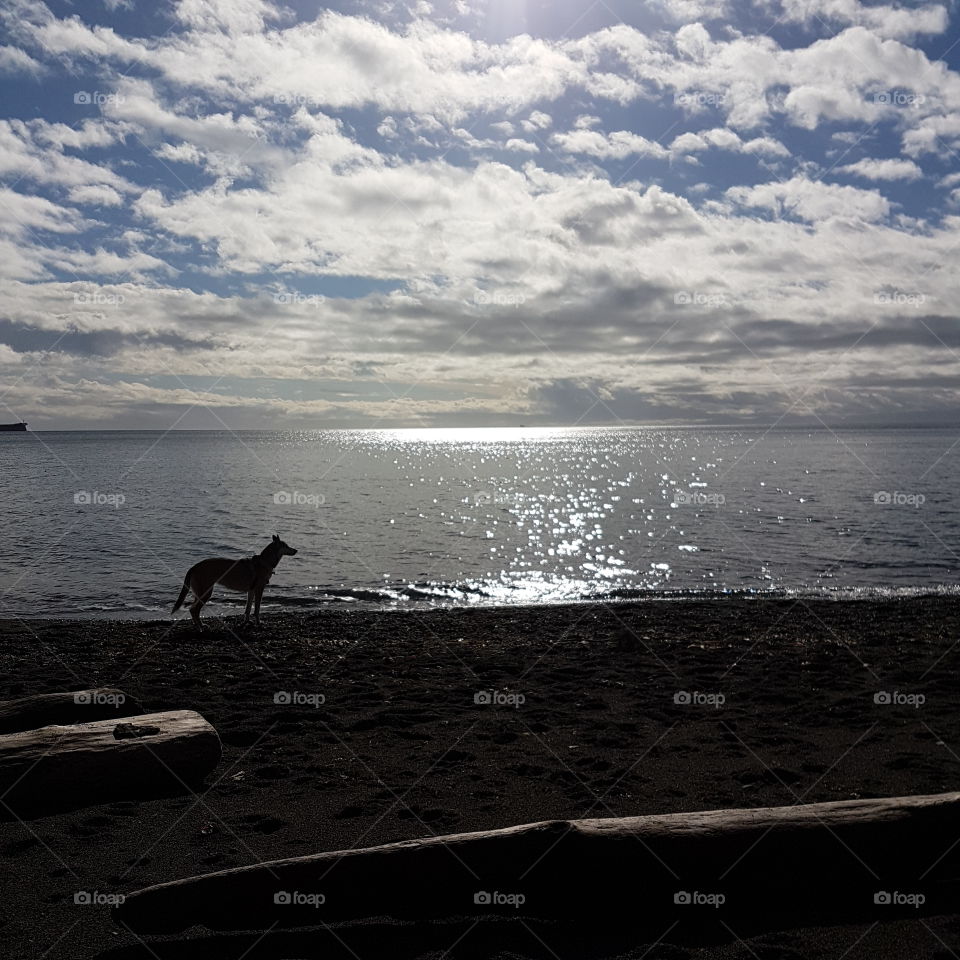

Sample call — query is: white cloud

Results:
[901,113,960,157]
[522,110,553,131]
[504,138,538,153]
[156,141,205,165]
[742,136,791,157]
[553,128,669,160]
[838,157,922,180]
[9,2,960,150]
[377,116,399,139]
[0,187,85,236]
[104,79,281,169]
[670,131,709,153]
[0,119,133,193]
[67,184,124,206]
[31,119,126,151]
[173,0,283,34]
[46,247,171,278]
[38,10,589,123]
[670,127,790,159]
[652,0,730,23]
[0,44,45,74]
[765,0,949,40]
[671,127,741,153]
[727,175,890,221]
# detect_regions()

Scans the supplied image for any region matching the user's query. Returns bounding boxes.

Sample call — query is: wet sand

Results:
[1,598,960,959]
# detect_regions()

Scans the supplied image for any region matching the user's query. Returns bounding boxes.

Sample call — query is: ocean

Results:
[0,427,956,619]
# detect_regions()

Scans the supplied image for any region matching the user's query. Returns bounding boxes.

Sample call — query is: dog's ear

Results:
[273,533,280,542]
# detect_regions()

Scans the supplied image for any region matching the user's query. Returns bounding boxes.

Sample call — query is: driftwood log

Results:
[0,688,142,733]
[0,709,221,819]
[114,792,960,942]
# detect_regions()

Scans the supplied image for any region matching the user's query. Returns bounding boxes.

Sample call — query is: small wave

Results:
[273,580,960,608]
[77,602,164,612]
[23,580,960,621]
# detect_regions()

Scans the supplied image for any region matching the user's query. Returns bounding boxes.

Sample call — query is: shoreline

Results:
[9,584,960,624]
[2,598,960,958]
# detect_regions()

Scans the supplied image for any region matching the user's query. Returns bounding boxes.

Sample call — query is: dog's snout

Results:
[289,548,298,555]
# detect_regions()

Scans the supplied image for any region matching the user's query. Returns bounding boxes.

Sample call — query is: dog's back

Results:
[196,556,262,593]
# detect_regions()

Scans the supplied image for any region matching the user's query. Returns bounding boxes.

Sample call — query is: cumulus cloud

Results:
[522,110,553,131]
[552,129,669,159]
[838,157,922,180]
[669,127,791,160]
[763,0,949,39]
[0,118,133,193]
[727,175,891,222]
[503,138,538,153]
[67,184,124,205]
[0,44,44,74]
[741,137,791,157]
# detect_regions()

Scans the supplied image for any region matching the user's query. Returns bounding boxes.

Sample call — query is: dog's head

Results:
[272,533,298,556]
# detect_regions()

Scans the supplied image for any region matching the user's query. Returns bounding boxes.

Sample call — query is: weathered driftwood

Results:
[0,688,142,734]
[0,709,221,819]
[114,792,960,941]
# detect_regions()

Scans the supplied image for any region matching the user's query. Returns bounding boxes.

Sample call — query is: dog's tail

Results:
[171,574,191,614]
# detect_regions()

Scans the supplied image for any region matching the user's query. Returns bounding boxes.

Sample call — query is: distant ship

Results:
[0,422,27,432]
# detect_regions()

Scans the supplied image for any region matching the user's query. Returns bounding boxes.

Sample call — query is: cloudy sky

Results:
[1,0,960,428]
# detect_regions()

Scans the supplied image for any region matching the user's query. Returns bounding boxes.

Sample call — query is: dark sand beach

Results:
[2,598,960,959]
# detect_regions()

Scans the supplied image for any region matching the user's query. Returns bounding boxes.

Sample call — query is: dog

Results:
[172,535,298,627]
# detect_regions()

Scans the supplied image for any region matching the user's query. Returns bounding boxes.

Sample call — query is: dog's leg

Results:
[190,587,213,629]
[243,589,253,625]
[254,585,264,627]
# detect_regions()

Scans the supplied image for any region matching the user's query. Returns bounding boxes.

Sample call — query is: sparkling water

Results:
[0,427,956,618]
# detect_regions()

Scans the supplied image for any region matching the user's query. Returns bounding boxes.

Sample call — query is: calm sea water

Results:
[0,427,957,619]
